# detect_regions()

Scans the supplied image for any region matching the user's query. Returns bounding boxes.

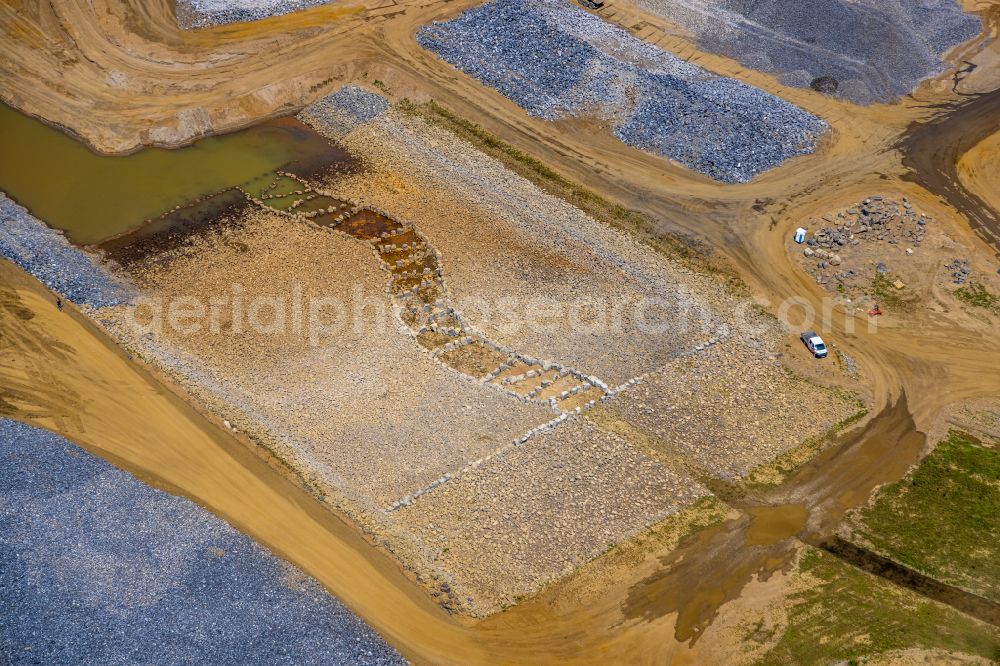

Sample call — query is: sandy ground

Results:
[958,128,1000,230]
[3,0,1000,662]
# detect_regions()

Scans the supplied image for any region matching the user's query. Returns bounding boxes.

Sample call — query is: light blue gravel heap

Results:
[418,0,828,183]
[0,419,404,666]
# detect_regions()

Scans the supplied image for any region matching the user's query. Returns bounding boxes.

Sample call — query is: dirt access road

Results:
[3,0,1000,663]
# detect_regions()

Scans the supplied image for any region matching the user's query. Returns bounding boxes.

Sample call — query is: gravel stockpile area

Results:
[0,193,130,308]
[298,86,390,141]
[632,0,980,104]
[797,195,940,294]
[331,112,727,386]
[105,210,552,511]
[417,0,826,182]
[395,417,707,613]
[0,419,403,666]
[176,0,330,28]
[604,342,859,480]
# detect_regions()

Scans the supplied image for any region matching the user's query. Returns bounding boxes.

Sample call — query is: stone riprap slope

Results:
[395,418,708,610]
[0,193,130,308]
[333,111,726,386]
[299,86,391,141]
[632,0,981,105]
[104,210,554,514]
[603,341,859,480]
[417,0,826,182]
[176,0,330,28]
[90,88,856,616]
[0,419,402,666]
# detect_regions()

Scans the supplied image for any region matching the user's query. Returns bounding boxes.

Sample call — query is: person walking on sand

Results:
[56,298,62,311]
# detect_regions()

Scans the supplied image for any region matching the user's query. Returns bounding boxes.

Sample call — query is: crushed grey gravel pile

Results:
[176,0,330,28]
[0,419,403,666]
[417,0,826,182]
[298,86,390,140]
[633,0,981,104]
[0,193,131,308]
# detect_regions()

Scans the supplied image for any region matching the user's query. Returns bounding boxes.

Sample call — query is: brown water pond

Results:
[0,102,350,244]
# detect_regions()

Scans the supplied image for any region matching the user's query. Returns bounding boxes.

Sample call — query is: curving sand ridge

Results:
[0,0,398,153]
[958,128,1000,248]
[4,0,1000,662]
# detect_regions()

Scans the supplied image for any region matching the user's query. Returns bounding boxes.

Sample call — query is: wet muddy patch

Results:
[623,396,926,643]
[97,189,251,266]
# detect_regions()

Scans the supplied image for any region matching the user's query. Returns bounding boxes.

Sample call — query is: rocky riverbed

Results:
[0,419,403,665]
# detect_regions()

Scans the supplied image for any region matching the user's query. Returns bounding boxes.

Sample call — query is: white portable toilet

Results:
[794,227,807,244]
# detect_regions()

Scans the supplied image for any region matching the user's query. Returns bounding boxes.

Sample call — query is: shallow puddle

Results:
[261,175,306,199]
[744,504,809,546]
[259,193,304,211]
[341,210,405,241]
[293,196,344,215]
[0,102,351,244]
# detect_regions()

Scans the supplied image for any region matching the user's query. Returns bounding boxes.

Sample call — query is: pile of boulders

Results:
[944,258,971,285]
[799,195,931,289]
[807,196,931,250]
[417,0,827,183]
[630,0,981,105]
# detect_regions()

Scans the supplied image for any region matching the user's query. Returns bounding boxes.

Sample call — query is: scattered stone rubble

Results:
[417,0,826,183]
[0,192,131,308]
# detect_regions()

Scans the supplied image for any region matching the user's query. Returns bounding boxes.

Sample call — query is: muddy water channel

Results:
[0,102,346,244]
[624,396,927,642]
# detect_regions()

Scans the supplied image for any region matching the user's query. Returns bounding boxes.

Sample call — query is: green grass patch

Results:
[847,430,1000,602]
[397,99,746,294]
[868,272,916,310]
[955,282,1000,315]
[757,547,1000,664]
